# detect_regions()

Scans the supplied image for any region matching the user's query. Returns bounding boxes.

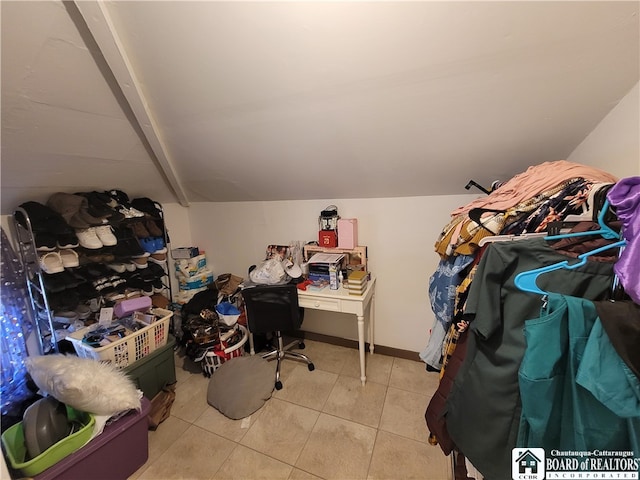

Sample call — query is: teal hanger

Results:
[545,199,619,241]
[514,239,626,295]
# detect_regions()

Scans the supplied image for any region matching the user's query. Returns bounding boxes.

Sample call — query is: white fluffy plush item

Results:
[25,355,142,416]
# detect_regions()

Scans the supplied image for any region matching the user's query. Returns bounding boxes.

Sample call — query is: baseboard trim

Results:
[297,330,422,362]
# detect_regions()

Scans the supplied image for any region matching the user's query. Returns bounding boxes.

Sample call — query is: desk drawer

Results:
[299,297,342,312]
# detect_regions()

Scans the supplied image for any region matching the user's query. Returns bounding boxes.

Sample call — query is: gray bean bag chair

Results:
[207,355,275,419]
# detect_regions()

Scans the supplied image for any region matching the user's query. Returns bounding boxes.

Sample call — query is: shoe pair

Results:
[130,197,163,220]
[39,249,79,274]
[106,261,137,273]
[41,269,85,294]
[140,237,165,254]
[106,190,146,219]
[51,304,89,334]
[47,192,109,229]
[127,219,164,238]
[76,191,125,226]
[76,225,117,249]
[124,274,154,296]
[148,250,168,265]
[112,226,145,257]
[16,202,79,251]
[35,232,79,252]
[92,274,126,293]
[47,290,81,312]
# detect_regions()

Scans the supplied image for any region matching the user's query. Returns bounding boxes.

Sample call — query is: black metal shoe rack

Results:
[11,202,173,356]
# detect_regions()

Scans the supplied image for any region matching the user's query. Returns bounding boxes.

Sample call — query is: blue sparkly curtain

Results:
[1,227,33,416]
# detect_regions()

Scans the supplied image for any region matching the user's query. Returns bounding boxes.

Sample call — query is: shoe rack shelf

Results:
[12,201,173,356]
[13,207,58,354]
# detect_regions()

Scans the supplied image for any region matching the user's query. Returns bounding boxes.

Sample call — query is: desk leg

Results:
[357,314,366,386]
[249,332,255,356]
[369,295,375,355]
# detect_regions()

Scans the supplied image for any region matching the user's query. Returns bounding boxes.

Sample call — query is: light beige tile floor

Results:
[130,340,452,480]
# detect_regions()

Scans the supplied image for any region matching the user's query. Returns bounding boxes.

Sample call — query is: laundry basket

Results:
[200,324,248,377]
[66,309,172,369]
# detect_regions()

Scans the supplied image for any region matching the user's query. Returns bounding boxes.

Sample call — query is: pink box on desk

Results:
[338,219,358,249]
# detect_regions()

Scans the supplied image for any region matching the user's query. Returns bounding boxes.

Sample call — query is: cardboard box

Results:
[171,247,199,259]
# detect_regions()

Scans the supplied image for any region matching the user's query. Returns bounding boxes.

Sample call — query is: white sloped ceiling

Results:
[1,1,638,214]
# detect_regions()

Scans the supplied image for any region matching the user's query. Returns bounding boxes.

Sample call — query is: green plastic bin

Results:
[123,335,176,399]
[1,406,95,477]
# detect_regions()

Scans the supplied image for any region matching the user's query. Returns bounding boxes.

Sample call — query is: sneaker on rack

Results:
[145,219,163,237]
[106,262,126,273]
[75,227,103,249]
[152,278,165,293]
[129,221,150,239]
[139,237,158,254]
[124,261,137,272]
[151,237,166,252]
[132,256,149,269]
[95,225,117,247]
[56,231,79,249]
[35,233,57,252]
[148,252,167,265]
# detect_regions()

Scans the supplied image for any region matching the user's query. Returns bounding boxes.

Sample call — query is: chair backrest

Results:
[241,283,301,334]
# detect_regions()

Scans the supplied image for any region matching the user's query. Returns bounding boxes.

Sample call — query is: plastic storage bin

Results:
[66,309,172,369]
[2,406,95,477]
[33,398,151,480]
[123,335,177,400]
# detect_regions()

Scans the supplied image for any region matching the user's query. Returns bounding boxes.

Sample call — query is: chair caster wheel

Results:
[275,381,283,390]
[308,363,315,371]
[298,342,306,350]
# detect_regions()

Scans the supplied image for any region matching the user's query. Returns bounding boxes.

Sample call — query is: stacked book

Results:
[347,271,368,295]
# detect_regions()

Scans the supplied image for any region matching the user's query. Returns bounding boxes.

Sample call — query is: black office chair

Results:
[241,283,314,390]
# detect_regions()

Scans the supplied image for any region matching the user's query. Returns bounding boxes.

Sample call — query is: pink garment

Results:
[452,160,618,216]
[607,177,640,304]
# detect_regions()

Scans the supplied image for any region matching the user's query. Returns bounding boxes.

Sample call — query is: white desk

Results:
[298,277,376,385]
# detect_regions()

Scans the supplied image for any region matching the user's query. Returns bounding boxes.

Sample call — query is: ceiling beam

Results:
[73,0,190,207]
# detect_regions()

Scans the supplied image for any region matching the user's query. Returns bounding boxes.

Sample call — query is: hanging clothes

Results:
[444,237,615,480]
[607,176,640,304]
[425,259,480,454]
[596,300,640,379]
[420,254,474,369]
[518,293,640,452]
[450,160,618,216]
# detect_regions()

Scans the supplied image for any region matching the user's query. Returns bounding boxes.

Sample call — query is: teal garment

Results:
[518,293,640,453]
[445,238,614,480]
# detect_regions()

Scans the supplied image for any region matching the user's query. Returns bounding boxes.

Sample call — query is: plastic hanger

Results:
[514,239,626,295]
[465,180,492,195]
[545,199,619,241]
[478,232,547,247]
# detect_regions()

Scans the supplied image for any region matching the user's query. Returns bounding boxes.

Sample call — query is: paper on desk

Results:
[308,252,345,264]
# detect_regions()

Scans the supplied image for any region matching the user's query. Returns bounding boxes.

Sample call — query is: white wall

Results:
[3,81,636,356]
[178,195,478,354]
[568,82,640,176]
